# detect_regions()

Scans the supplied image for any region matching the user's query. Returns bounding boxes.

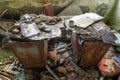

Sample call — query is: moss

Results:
[0,48,14,64]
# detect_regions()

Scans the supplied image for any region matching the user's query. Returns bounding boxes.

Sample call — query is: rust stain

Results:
[79,40,110,66]
[71,33,110,66]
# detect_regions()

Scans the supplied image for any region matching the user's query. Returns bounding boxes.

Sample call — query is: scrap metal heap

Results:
[0,13,120,80]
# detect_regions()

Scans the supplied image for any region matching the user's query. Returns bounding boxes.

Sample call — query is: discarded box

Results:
[71,32,110,66]
[79,40,110,66]
[8,40,48,68]
[71,22,110,66]
[69,17,111,66]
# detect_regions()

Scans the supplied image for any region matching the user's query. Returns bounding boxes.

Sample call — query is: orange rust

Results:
[9,40,48,68]
[71,33,110,66]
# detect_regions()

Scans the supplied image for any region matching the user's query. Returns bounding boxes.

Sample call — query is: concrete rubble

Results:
[0,13,120,80]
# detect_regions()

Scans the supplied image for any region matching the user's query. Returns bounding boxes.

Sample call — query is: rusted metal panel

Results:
[79,40,110,66]
[71,33,110,66]
[9,40,48,68]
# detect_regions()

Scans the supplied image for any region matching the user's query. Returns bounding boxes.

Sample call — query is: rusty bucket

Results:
[9,40,48,68]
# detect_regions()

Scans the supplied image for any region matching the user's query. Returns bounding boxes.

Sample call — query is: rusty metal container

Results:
[71,33,110,66]
[9,40,48,68]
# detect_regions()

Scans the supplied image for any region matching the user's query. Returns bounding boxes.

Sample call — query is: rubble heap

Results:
[0,13,120,80]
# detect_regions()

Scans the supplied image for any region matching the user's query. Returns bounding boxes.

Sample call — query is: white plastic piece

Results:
[20,22,41,37]
[66,13,104,28]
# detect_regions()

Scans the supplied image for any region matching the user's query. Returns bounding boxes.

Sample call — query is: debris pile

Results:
[0,13,120,80]
[10,14,63,40]
[99,47,120,77]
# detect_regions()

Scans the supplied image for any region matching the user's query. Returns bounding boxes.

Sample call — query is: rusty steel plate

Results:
[9,40,48,68]
[79,40,110,66]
